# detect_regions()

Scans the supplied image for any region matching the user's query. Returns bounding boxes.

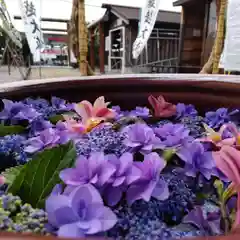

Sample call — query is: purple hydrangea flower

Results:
[60,152,116,187]
[122,123,158,154]
[129,107,150,118]
[102,152,142,206]
[127,152,169,205]
[24,128,69,153]
[51,97,73,112]
[0,99,40,123]
[177,142,216,180]
[204,108,239,129]
[176,103,198,119]
[153,123,192,149]
[29,118,53,136]
[183,204,222,235]
[46,184,117,238]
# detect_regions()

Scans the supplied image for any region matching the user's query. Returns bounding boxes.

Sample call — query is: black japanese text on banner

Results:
[132,0,160,59]
[0,0,22,48]
[19,0,44,62]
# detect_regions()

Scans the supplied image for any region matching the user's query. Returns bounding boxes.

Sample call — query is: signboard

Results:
[0,0,22,48]
[132,0,161,59]
[19,0,44,62]
[222,0,240,71]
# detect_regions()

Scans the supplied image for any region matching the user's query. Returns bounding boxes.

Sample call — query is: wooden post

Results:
[99,21,105,74]
[90,28,95,70]
[78,0,88,75]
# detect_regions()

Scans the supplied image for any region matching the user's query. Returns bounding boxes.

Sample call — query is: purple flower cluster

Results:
[177,142,218,180]
[46,184,117,238]
[0,99,40,124]
[122,123,158,154]
[60,151,169,206]
[25,127,70,153]
[154,123,192,149]
[204,108,239,129]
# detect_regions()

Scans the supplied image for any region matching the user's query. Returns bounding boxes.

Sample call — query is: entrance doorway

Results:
[108,26,125,74]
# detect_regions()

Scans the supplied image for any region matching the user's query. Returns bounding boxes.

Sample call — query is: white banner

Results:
[19,0,44,62]
[0,0,22,48]
[132,0,161,59]
[223,0,240,71]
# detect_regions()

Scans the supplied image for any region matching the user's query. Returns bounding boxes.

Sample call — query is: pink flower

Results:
[148,95,176,118]
[74,96,116,124]
[199,124,235,149]
[213,146,240,229]
[62,115,86,134]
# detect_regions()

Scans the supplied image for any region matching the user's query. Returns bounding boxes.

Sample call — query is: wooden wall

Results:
[178,0,207,73]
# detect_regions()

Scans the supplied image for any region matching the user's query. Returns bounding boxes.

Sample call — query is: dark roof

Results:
[101,4,181,24]
[173,0,195,6]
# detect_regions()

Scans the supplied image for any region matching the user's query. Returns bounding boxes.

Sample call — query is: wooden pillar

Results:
[78,0,88,76]
[90,28,95,70]
[99,21,105,74]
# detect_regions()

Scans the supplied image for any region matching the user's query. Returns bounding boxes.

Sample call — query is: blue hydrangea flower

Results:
[75,125,127,157]
[204,108,239,129]
[0,99,40,124]
[180,116,205,138]
[0,135,28,167]
[176,103,198,119]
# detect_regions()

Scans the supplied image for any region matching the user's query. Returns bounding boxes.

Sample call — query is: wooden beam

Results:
[99,22,105,74]
[41,28,67,32]
[14,16,69,23]
[90,28,95,70]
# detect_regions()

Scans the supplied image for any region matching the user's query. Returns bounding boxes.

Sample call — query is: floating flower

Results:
[0,99,40,123]
[122,123,157,154]
[24,128,69,153]
[129,107,150,118]
[183,204,222,235]
[102,152,142,206]
[51,97,73,112]
[204,108,238,129]
[74,96,116,124]
[154,123,192,149]
[60,152,115,187]
[199,123,240,150]
[29,118,53,136]
[127,152,169,205]
[213,146,240,228]
[148,95,176,118]
[176,103,198,119]
[177,142,216,180]
[62,115,86,134]
[46,184,117,238]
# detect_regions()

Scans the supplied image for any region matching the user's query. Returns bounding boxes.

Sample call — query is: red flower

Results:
[148,95,176,118]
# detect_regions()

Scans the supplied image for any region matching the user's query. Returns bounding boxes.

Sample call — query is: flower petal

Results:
[151,179,169,200]
[58,223,85,238]
[104,185,124,206]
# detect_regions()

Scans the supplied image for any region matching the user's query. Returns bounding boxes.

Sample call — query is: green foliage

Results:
[7,141,77,208]
[0,124,25,136]
[2,165,24,185]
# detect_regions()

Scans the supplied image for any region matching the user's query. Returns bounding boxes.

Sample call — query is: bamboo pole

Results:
[212,0,227,74]
[78,0,88,76]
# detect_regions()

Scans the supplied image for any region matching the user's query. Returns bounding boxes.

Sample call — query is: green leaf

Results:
[8,141,76,208]
[49,112,75,124]
[2,165,24,185]
[162,149,176,162]
[214,179,224,198]
[49,114,64,124]
[0,124,25,136]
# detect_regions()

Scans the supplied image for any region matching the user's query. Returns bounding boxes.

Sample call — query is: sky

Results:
[5,0,181,33]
